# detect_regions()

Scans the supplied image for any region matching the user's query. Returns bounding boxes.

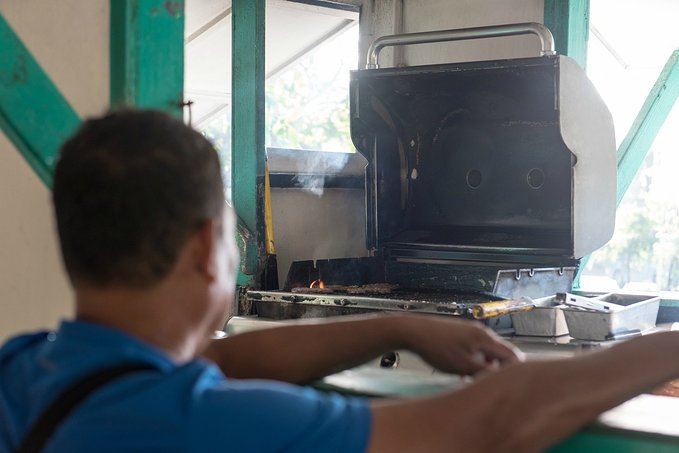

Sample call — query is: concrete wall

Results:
[0,1,109,341]
[402,0,544,66]
[359,0,543,68]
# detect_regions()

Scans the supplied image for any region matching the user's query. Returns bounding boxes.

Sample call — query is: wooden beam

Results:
[617,50,679,205]
[575,51,679,287]
[232,0,266,287]
[544,0,590,68]
[110,0,185,116]
[0,14,80,188]
[551,429,679,452]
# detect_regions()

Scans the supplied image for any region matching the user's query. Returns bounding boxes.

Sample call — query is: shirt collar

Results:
[53,319,177,372]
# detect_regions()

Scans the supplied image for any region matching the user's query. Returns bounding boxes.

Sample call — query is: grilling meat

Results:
[291,283,399,295]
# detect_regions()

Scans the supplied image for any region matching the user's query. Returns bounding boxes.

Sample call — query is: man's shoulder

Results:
[184,371,372,452]
[0,331,49,362]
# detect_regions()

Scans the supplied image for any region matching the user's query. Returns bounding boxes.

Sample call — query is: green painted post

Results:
[617,50,679,205]
[0,14,81,188]
[574,51,679,287]
[110,0,185,117]
[544,0,590,68]
[550,430,679,452]
[232,0,266,287]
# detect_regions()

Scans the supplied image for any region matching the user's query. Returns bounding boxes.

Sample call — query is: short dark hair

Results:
[53,109,224,287]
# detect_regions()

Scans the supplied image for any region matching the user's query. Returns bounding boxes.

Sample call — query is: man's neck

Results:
[75,283,205,363]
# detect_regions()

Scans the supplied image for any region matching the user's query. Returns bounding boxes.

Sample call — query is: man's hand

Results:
[370,331,679,453]
[206,313,522,384]
[399,315,524,375]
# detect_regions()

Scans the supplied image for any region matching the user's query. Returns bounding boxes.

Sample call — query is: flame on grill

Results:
[309,279,325,289]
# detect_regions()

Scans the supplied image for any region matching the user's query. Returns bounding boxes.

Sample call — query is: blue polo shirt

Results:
[0,320,372,452]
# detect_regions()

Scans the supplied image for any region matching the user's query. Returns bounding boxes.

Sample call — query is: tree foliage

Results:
[265,43,354,152]
[586,146,679,291]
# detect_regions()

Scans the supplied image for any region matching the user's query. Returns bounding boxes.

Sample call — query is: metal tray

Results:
[563,293,660,341]
[511,296,569,337]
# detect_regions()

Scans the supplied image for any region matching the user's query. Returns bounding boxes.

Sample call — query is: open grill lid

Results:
[350,28,616,268]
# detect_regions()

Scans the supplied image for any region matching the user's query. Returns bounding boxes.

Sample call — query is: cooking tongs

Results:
[557,293,624,312]
[365,22,556,69]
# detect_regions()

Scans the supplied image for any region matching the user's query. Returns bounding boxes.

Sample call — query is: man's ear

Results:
[193,219,218,282]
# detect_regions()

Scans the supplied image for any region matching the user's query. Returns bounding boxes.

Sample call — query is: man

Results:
[1,110,679,453]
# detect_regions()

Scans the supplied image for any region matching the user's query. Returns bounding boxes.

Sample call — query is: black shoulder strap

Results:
[16,363,157,453]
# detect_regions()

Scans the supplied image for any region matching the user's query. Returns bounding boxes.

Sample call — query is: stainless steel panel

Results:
[563,293,660,341]
[511,295,569,337]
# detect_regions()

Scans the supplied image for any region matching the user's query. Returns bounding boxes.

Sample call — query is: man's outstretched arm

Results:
[368,330,679,453]
[203,314,521,384]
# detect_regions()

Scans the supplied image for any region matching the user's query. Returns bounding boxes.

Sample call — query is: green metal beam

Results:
[574,52,679,288]
[232,0,266,287]
[617,50,679,205]
[0,14,81,188]
[110,0,185,117]
[544,0,590,68]
[550,429,679,452]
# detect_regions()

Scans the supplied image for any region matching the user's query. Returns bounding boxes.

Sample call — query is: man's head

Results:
[53,109,227,288]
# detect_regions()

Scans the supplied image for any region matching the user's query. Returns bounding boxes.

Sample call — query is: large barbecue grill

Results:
[247,23,616,328]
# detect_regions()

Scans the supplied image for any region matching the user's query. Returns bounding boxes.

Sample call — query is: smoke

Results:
[293,174,325,197]
[291,150,351,197]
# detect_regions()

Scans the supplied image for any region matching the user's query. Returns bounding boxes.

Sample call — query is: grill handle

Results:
[365,22,556,69]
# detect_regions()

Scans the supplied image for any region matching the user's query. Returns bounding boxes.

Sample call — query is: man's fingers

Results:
[475,332,524,364]
[457,347,516,376]
[453,351,489,375]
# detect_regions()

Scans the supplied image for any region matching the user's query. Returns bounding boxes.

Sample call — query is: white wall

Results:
[0,0,109,341]
[359,0,544,68]
[402,0,544,66]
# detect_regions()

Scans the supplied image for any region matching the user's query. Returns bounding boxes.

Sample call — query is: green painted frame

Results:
[544,2,679,289]
[550,429,679,452]
[575,50,679,285]
[543,0,590,68]
[543,2,679,443]
[110,0,185,117]
[0,13,80,188]
[231,0,267,287]
[617,50,679,205]
[1,1,186,190]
